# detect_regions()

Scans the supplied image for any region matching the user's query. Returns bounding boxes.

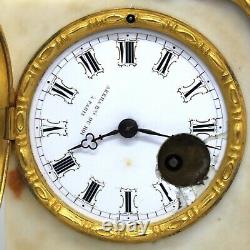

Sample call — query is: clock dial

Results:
[29,28,228,224]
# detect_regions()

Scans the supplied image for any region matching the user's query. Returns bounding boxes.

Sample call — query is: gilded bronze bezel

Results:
[0,27,12,206]
[234,0,250,15]
[16,9,246,242]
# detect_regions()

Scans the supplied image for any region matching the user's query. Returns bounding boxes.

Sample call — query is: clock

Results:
[0,8,247,242]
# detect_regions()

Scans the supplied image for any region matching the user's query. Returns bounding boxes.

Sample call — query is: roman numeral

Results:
[76,49,104,78]
[153,182,175,206]
[83,182,99,203]
[159,183,173,202]
[41,119,67,137]
[49,77,78,104]
[153,48,179,77]
[190,119,217,136]
[184,81,202,98]
[52,153,78,176]
[117,40,137,66]
[178,77,208,103]
[80,178,104,205]
[120,188,137,214]
[125,191,132,213]
[193,123,215,132]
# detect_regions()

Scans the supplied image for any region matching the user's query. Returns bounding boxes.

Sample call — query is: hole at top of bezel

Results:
[126,14,136,23]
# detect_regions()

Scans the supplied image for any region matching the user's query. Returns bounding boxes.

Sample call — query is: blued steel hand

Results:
[69,130,119,151]
[137,128,223,152]
[70,119,179,152]
[69,118,221,152]
[69,133,98,151]
[92,129,119,142]
[137,128,171,138]
[204,132,226,150]
[138,129,221,150]
[205,144,222,150]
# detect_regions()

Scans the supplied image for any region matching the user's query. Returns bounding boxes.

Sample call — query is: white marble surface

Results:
[0,201,5,250]
[0,0,250,250]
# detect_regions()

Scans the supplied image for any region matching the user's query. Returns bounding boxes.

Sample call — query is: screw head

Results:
[126,14,136,24]
[118,119,138,138]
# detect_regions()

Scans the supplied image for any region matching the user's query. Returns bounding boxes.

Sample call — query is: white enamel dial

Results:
[29,28,227,224]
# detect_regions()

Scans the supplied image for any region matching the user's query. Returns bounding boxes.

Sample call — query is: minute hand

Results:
[138,129,222,150]
[137,128,170,138]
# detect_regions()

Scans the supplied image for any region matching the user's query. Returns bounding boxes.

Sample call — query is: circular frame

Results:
[234,0,250,15]
[0,26,12,205]
[16,8,246,242]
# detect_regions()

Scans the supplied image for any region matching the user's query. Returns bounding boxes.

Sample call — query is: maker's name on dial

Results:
[81,85,110,135]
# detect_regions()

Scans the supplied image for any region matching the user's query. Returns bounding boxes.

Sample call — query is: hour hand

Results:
[69,130,119,151]
[92,129,119,142]
[70,133,98,151]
